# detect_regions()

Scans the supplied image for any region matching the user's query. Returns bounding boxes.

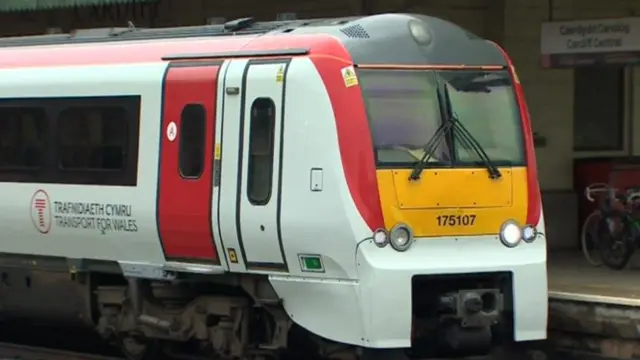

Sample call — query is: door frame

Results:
[156,60,226,267]
[229,58,292,272]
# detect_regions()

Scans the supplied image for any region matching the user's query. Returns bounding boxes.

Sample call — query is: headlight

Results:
[390,223,413,251]
[372,228,389,248]
[408,19,432,45]
[499,220,522,247]
[522,224,538,243]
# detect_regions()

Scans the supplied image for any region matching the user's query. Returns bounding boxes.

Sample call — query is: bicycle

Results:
[584,183,640,270]
[581,183,612,266]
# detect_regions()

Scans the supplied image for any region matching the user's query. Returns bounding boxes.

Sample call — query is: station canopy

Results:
[0,0,158,12]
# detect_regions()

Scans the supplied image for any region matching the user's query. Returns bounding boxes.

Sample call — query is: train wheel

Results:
[116,334,159,360]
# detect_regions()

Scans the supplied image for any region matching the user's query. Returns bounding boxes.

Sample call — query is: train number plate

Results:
[436,214,476,227]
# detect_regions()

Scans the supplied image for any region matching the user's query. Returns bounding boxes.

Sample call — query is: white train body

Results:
[0,13,547,360]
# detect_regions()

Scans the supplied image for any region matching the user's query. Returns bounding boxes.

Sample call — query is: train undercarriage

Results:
[0,255,537,360]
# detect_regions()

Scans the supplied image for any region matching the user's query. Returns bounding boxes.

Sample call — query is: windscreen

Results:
[357,69,450,166]
[440,70,524,165]
[357,68,525,167]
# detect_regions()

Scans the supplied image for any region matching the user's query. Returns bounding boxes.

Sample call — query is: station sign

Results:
[540,17,640,67]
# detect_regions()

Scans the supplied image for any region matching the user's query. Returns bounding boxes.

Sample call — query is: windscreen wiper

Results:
[409,81,502,181]
[450,114,502,180]
[409,85,454,181]
[408,115,501,181]
[441,81,501,180]
[408,116,454,181]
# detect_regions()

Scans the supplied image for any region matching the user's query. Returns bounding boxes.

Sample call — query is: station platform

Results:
[549,250,640,305]
[547,250,640,359]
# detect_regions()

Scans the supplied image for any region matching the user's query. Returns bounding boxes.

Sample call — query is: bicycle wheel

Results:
[581,210,603,266]
[598,215,635,270]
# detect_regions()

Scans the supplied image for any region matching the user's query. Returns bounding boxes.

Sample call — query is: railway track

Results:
[0,341,573,360]
[0,342,125,360]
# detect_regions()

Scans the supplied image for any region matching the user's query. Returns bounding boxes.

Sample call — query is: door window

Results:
[247,98,276,205]
[179,104,206,178]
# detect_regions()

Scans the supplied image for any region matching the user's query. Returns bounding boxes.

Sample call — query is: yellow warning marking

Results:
[214,143,221,160]
[228,248,238,263]
[276,65,284,83]
[341,65,358,87]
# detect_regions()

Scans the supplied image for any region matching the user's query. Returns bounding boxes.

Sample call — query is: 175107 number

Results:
[436,214,477,227]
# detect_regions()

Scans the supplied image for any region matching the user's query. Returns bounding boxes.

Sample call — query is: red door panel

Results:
[157,64,220,264]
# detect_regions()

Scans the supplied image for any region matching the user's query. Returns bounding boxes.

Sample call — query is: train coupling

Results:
[434,289,503,354]
[438,289,503,328]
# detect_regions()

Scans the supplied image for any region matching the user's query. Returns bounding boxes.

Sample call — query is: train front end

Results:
[349,14,547,358]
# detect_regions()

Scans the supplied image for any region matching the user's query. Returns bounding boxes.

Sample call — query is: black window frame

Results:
[178,103,207,179]
[573,66,626,152]
[0,95,140,186]
[0,106,49,172]
[357,68,526,169]
[246,97,276,206]
[57,104,129,172]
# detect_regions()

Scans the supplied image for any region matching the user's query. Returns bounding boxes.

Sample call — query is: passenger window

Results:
[57,106,128,170]
[247,98,276,205]
[0,96,139,185]
[179,104,206,178]
[0,107,48,170]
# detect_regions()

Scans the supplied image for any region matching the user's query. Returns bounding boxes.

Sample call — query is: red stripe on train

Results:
[492,43,542,226]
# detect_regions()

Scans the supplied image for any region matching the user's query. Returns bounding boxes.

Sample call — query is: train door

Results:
[217,59,289,273]
[157,62,225,266]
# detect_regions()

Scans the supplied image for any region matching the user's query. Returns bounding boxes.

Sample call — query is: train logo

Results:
[30,189,52,234]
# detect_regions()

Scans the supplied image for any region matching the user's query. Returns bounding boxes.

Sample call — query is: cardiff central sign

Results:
[540,17,640,67]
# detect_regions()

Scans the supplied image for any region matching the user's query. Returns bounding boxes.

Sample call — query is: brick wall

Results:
[0,0,493,37]
[501,0,640,249]
[503,1,574,191]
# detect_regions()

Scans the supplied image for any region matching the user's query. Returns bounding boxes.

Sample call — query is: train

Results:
[0,12,547,360]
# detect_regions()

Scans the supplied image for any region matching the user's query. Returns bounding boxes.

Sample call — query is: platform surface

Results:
[547,251,640,358]
[548,250,640,305]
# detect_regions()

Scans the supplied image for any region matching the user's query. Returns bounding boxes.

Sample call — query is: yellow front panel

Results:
[377,168,528,237]
[392,169,513,209]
